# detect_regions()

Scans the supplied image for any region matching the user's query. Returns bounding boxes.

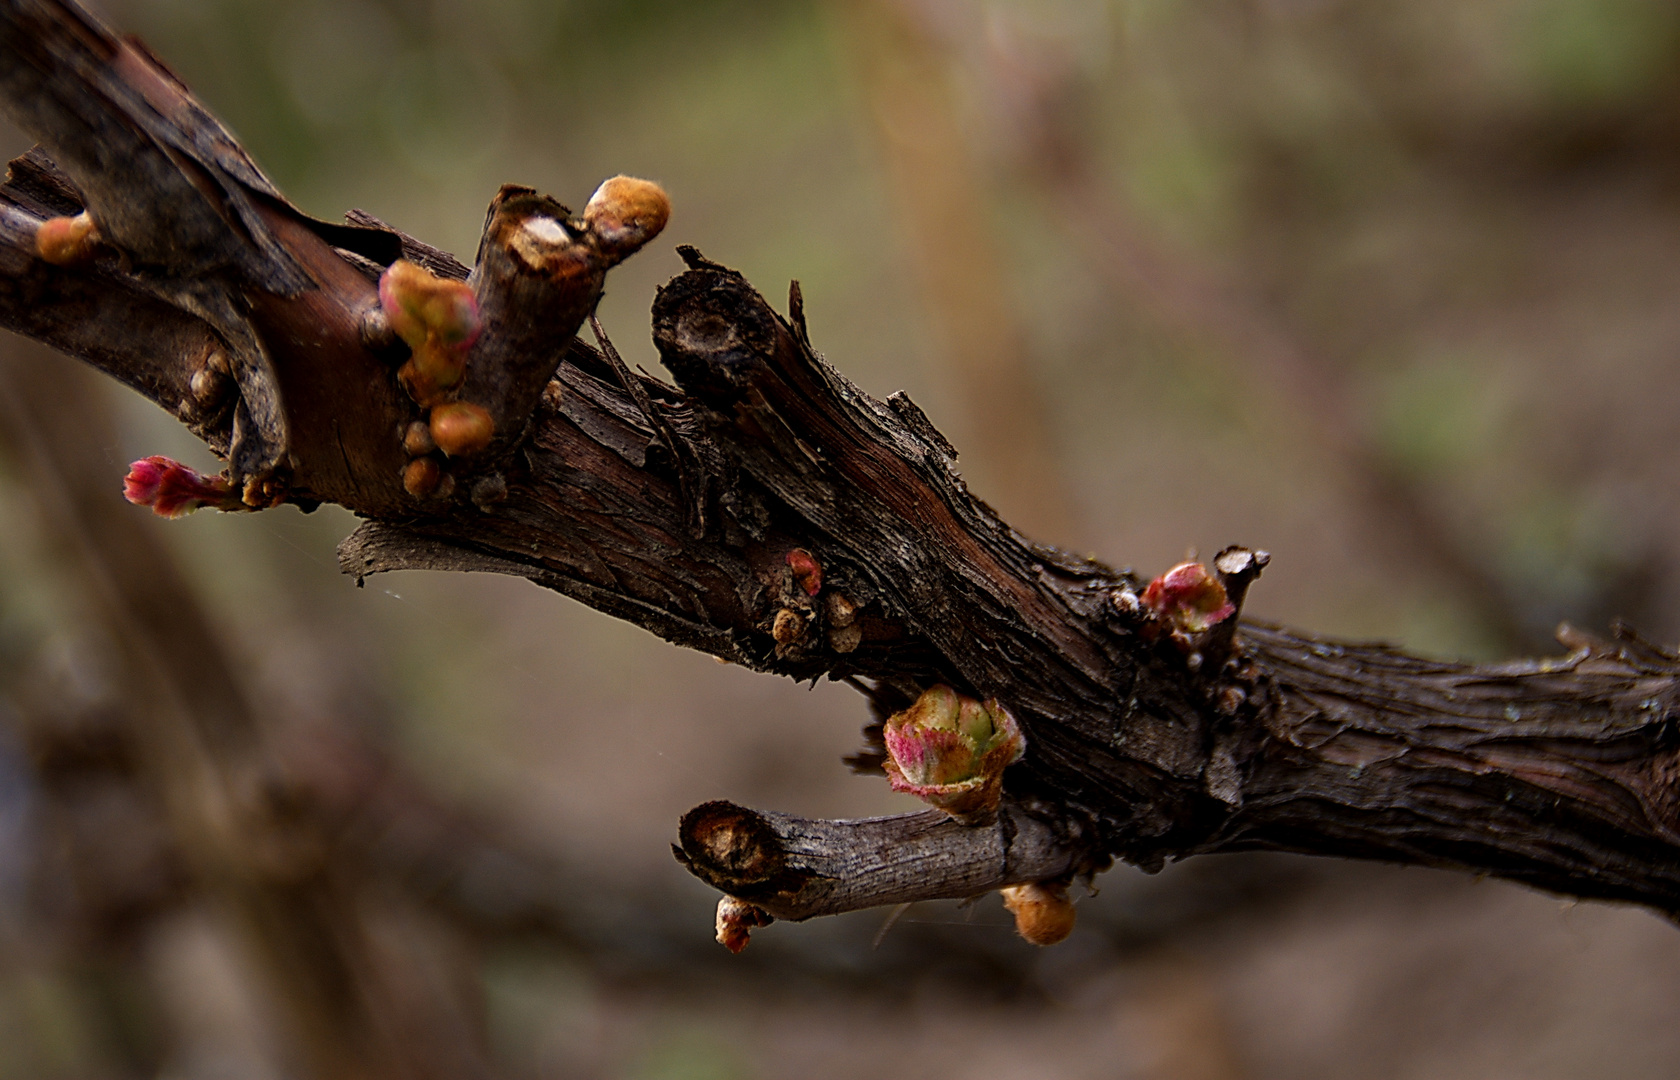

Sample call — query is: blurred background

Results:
[3,0,1680,1076]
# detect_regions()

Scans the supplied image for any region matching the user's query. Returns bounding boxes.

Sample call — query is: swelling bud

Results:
[882,685,1025,826]
[583,176,671,263]
[429,401,495,457]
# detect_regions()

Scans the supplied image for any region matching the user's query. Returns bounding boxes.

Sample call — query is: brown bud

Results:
[715,897,773,954]
[35,212,99,265]
[828,623,862,653]
[825,592,857,628]
[402,456,443,498]
[359,305,397,353]
[429,401,495,457]
[1000,883,1076,946]
[398,342,467,408]
[189,362,229,408]
[397,358,445,409]
[470,472,508,510]
[583,175,671,263]
[241,474,287,509]
[403,420,436,457]
[772,608,807,645]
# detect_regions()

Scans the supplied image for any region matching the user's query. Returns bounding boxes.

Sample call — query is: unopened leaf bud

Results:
[122,456,245,517]
[772,608,807,645]
[1000,882,1076,946]
[359,305,397,352]
[189,359,230,408]
[397,340,468,407]
[378,259,482,350]
[828,623,862,653]
[470,472,508,511]
[402,456,443,499]
[882,685,1025,825]
[825,592,857,628]
[403,420,436,456]
[583,175,671,263]
[429,401,495,457]
[1141,561,1235,636]
[715,896,773,954]
[786,548,822,596]
[34,211,100,265]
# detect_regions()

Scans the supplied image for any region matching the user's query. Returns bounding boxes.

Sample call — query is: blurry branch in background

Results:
[871,0,1653,655]
[832,0,1081,545]
[0,349,499,1080]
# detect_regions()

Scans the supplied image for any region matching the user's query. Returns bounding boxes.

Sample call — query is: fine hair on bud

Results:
[1000,882,1077,946]
[583,175,671,262]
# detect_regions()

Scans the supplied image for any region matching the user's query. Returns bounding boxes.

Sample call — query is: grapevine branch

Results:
[0,0,1677,953]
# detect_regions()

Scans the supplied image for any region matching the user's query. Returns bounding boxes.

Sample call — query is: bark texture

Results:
[0,0,1677,940]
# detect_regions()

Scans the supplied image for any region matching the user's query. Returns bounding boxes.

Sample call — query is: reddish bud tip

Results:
[35,212,100,265]
[715,897,773,954]
[429,401,495,457]
[122,456,243,518]
[583,175,671,262]
[1140,561,1235,636]
[378,259,482,350]
[786,548,822,596]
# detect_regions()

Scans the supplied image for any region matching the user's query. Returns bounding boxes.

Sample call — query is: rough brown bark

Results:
[0,0,1677,941]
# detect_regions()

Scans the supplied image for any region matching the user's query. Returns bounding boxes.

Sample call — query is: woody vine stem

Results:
[2,0,1679,954]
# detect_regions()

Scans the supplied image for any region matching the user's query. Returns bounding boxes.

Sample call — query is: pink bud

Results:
[882,685,1024,825]
[122,456,244,518]
[1140,561,1235,635]
[786,548,822,596]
